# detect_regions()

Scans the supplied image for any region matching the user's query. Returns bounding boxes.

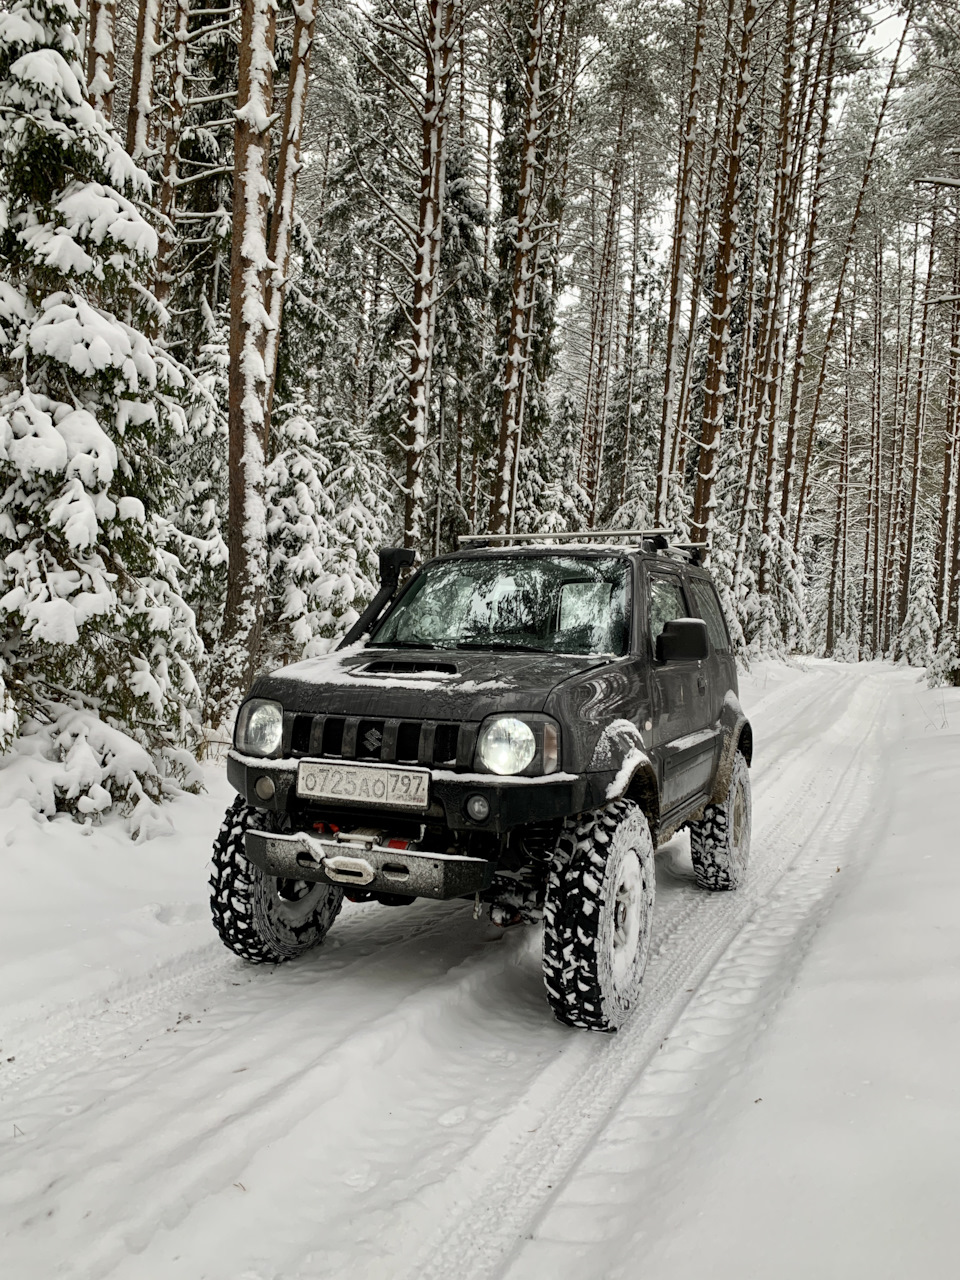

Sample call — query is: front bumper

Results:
[228,751,592,832]
[245,829,493,900]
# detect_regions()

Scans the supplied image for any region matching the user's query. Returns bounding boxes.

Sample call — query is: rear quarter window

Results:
[689,578,731,653]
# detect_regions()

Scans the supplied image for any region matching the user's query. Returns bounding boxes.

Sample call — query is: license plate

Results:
[296,760,430,810]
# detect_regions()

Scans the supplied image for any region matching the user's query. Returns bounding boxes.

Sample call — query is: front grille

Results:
[286,714,474,770]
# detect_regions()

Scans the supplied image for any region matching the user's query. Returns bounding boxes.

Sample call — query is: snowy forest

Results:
[0,0,958,828]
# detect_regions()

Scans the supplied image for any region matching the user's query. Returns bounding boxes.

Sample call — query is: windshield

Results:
[370,556,630,656]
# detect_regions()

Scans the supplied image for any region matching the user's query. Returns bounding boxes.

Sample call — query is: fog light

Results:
[254,775,275,801]
[466,794,490,822]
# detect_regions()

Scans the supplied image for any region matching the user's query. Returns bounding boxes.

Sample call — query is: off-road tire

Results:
[688,751,752,891]
[542,799,656,1033]
[209,797,344,963]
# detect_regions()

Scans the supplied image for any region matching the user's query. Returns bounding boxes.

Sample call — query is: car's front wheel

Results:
[209,798,344,963]
[542,800,656,1032]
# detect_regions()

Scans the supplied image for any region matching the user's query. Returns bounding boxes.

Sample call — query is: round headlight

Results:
[477,717,536,775]
[236,699,283,758]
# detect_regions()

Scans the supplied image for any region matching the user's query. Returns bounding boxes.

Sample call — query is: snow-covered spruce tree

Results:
[898,535,940,668]
[0,0,207,833]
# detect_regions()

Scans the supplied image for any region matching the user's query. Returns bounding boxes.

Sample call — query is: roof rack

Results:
[457,528,675,545]
[669,540,708,566]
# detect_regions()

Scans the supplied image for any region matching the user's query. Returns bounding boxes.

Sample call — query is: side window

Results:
[648,575,688,653]
[690,578,730,653]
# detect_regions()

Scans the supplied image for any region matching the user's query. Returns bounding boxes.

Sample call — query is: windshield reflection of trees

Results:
[372,558,628,655]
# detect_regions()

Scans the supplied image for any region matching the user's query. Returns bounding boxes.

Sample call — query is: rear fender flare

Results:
[711,692,753,805]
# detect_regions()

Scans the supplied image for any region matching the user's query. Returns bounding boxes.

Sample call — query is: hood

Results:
[251,643,613,722]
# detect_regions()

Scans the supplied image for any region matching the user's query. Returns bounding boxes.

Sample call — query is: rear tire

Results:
[209,798,344,963]
[688,751,752,891]
[542,800,656,1033]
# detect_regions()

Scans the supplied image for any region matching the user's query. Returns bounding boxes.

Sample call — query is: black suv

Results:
[210,534,753,1032]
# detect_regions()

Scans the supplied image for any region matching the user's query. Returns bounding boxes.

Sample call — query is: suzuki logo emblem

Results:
[363,727,383,753]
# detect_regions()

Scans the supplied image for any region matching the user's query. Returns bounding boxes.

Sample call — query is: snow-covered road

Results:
[2,661,958,1279]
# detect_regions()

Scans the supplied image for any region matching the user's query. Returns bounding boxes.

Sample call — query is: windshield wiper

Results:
[455,640,556,653]
[368,640,442,650]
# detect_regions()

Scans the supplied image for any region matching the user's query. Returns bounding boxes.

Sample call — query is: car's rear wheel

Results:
[542,800,656,1032]
[210,798,343,963]
[688,751,752,890]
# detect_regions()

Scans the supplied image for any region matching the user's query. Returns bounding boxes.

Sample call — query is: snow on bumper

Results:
[227,751,592,831]
[244,829,493,900]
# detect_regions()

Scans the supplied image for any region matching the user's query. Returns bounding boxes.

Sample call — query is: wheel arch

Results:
[623,761,661,844]
[710,714,753,804]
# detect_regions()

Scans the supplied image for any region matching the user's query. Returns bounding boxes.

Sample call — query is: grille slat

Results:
[381,719,400,761]
[418,722,436,765]
[341,717,360,758]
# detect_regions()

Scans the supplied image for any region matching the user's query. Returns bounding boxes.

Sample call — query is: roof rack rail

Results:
[457,528,675,545]
[668,540,709,565]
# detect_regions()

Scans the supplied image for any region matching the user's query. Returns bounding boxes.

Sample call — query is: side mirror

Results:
[656,617,709,663]
[378,547,416,593]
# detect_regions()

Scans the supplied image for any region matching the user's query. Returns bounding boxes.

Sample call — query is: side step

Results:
[244,830,493,901]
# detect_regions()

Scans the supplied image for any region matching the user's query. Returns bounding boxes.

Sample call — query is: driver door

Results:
[645,568,714,812]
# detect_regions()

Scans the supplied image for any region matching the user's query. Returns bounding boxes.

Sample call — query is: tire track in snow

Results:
[0,886,465,1097]
[0,663,878,1280]
[391,666,892,1280]
[501,683,897,1278]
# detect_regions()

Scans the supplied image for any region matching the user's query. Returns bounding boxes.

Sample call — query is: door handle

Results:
[697,675,706,695]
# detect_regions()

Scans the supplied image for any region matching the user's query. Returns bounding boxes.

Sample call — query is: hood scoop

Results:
[360,660,458,676]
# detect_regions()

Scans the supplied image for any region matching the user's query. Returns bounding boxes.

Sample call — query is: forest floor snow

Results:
[1,660,959,1280]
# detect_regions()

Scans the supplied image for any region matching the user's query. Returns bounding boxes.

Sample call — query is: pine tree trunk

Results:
[584,106,626,523]
[403,0,457,548]
[671,0,736,497]
[217,0,278,708]
[86,0,117,119]
[126,0,162,159]
[826,305,853,654]
[690,0,757,546]
[778,0,839,529]
[153,0,189,313]
[793,8,913,550]
[898,200,939,634]
[263,0,318,419]
[755,0,798,603]
[655,0,707,526]
[935,216,960,632]
[493,0,546,534]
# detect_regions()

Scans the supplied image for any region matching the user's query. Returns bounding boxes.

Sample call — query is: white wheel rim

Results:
[733,782,746,849]
[611,851,645,989]
[269,877,327,926]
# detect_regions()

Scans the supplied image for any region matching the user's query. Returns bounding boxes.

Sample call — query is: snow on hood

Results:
[252,643,613,720]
